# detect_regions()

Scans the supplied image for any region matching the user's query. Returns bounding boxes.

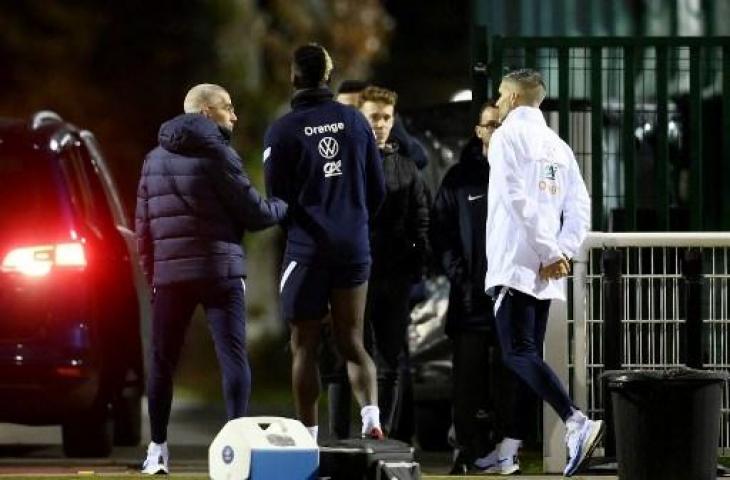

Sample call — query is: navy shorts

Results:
[279,259,370,322]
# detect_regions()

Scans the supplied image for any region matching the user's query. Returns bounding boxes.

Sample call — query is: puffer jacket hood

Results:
[158,113,225,154]
[459,135,486,166]
[135,113,287,287]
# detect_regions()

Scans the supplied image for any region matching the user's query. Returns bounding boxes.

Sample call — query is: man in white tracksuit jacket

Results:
[482,69,603,477]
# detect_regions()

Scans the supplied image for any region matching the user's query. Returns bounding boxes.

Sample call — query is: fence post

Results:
[683,248,704,369]
[543,297,569,473]
[601,248,623,458]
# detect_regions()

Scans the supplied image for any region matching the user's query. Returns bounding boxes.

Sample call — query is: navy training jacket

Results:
[263,88,386,266]
[135,113,287,286]
[430,136,494,335]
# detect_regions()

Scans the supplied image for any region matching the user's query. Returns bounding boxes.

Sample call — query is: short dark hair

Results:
[479,99,497,116]
[503,68,546,104]
[292,43,333,89]
[337,80,369,95]
[503,68,546,89]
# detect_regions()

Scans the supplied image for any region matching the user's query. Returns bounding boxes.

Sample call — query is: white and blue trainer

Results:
[564,417,604,477]
[141,441,169,475]
[476,439,521,475]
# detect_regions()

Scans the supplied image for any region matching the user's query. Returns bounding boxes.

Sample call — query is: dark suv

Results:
[0,111,146,457]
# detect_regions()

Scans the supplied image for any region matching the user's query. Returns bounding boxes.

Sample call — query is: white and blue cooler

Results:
[209,416,318,480]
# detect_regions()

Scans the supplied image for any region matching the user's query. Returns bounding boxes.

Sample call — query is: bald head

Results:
[183,83,237,131]
[184,84,228,113]
[495,69,547,120]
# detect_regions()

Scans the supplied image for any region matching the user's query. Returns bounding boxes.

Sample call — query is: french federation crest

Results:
[543,163,559,181]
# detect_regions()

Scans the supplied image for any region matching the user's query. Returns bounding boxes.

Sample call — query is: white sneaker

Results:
[141,441,169,475]
[483,455,520,475]
[476,441,521,475]
[564,418,604,477]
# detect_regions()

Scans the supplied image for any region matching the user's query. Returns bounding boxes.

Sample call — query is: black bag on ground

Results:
[318,438,420,480]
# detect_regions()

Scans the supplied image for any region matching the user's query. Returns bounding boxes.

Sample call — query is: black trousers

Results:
[367,273,413,433]
[147,278,249,443]
[451,331,495,462]
[323,273,413,437]
[452,327,540,462]
[494,288,574,425]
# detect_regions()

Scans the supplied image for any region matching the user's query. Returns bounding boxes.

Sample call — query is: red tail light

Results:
[1,242,87,277]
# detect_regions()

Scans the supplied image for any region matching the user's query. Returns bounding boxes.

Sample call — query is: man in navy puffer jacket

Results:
[135,84,287,475]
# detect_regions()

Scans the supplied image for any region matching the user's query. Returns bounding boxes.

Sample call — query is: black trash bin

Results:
[603,368,728,480]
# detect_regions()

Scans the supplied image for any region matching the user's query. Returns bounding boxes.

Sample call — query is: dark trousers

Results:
[148,278,249,443]
[452,331,495,462]
[368,273,413,433]
[324,273,412,437]
[493,287,574,426]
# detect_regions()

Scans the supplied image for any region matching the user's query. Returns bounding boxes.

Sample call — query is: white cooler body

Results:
[209,416,318,480]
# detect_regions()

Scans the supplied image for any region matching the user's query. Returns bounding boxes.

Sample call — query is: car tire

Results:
[414,401,452,451]
[62,403,113,457]
[113,385,142,446]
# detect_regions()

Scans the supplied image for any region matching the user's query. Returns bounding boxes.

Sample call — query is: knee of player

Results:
[501,348,530,369]
[334,338,365,361]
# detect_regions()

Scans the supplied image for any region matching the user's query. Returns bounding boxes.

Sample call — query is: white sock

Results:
[566,409,588,428]
[306,426,318,441]
[360,405,381,434]
[148,441,167,452]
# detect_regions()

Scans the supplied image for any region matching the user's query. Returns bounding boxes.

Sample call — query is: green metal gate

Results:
[473,36,730,232]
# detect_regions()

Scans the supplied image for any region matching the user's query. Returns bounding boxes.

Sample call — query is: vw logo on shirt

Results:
[318,136,339,159]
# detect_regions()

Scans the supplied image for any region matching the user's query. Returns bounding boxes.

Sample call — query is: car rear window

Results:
[0,141,66,236]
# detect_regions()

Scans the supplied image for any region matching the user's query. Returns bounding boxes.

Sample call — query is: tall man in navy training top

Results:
[263,44,387,441]
[485,69,601,477]
[135,84,287,474]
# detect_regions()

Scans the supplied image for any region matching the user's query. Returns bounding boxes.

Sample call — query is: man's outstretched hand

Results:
[539,257,571,281]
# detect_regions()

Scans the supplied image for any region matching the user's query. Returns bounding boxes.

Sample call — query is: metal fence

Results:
[549,232,730,468]
[474,36,730,232]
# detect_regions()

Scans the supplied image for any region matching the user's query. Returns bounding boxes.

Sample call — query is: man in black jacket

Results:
[431,101,506,474]
[264,44,387,441]
[135,84,287,474]
[336,80,430,170]
[360,85,430,436]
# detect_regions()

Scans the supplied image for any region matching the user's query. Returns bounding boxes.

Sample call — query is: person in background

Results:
[485,69,600,477]
[264,44,387,441]
[359,85,430,437]
[337,79,430,170]
[335,79,368,107]
[136,84,287,474]
[323,80,429,440]
[431,100,501,474]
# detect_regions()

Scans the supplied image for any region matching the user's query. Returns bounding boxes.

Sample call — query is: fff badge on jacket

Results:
[539,161,560,195]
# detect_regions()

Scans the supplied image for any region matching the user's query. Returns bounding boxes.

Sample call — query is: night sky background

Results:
[0,0,471,215]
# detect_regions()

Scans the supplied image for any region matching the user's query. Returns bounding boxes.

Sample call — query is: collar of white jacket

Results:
[503,105,545,126]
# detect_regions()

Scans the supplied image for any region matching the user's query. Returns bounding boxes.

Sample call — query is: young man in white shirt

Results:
[482,69,602,477]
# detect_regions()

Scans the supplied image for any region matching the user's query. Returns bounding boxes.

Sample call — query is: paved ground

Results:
[1,396,724,479]
[0,395,457,477]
